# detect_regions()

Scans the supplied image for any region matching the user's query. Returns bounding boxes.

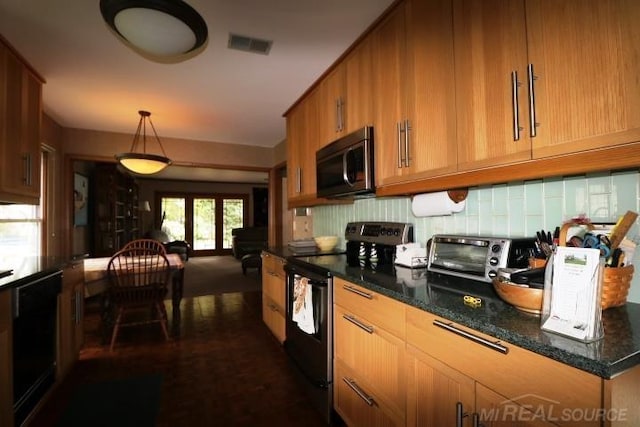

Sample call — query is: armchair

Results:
[231,227,267,259]
[144,230,191,261]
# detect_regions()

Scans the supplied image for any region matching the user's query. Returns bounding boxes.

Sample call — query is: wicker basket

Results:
[601,265,634,309]
[558,222,633,310]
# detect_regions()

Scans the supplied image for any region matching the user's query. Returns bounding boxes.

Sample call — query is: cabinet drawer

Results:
[334,359,404,427]
[261,252,285,278]
[334,304,406,416]
[334,278,406,339]
[406,306,601,422]
[262,294,285,343]
[261,252,285,308]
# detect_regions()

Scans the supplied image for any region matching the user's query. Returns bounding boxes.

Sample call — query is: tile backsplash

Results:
[313,170,640,303]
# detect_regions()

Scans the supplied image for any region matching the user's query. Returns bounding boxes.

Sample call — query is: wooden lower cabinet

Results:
[57,261,85,379]
[261,252,286,342]
[475,383,558,427]
[0,290,13,427]
[406,344,475,427]
[405,306,599,426]
[333,278,406,426]
[335,359,405,427]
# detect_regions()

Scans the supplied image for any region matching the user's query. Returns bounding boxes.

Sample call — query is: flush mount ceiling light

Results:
[100,0,208,58]
[115,110,172,175]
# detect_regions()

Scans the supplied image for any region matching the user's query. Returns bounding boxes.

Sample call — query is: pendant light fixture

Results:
[100,0,208,59]
[115,110,172,175]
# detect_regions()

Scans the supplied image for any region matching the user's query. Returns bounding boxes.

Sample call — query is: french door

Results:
[157,193,248,256]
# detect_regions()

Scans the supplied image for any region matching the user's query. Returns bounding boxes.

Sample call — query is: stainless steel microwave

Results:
[427,235,536,282]
[316,126,375,198]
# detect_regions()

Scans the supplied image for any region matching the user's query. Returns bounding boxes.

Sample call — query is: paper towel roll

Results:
[411,191,466,217]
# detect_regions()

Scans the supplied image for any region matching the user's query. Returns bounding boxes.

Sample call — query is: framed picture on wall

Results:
[74,172,89,226]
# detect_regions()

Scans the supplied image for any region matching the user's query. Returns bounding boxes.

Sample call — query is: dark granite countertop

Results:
[0,256,83,290]
[265,247,640,379]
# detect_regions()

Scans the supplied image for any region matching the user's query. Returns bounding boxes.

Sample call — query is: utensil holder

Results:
[558,221,633,309]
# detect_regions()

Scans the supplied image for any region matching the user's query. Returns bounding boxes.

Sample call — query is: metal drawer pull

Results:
[343,285,373,300]
[527,63,538,137]
[343,377,375,406]
[511,71,522,141]
[433,319,508,354]
[343,314,374,334]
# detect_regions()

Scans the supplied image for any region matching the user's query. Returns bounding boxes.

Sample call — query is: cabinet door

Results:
[475,383,558,427]
[454,0,532,171]
[0,45,41,203]
[334,360,405,427]
[374,0,457,187]
[344,36,375,135]
[0,291,13,427]
[58,262,84,379]
[286,90,319,200]
[527,0,640,158]
[318,63,346,147]
[334,304,406,417]
[406,345,475,427]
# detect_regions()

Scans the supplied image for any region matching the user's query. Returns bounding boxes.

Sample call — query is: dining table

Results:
[83,253,185,334]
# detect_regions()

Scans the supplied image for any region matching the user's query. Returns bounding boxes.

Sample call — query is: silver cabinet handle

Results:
[339,97,345,132]
[456,402,469,427]
[335,98,341,132]
[343,377,375,406]
[511,71,522,141]
[343,284,373,299]
[404,119,411,167]
[296,167,301,194]
[527,63,538,137]
[343,314,374,334]
[396,122,403,168]
[74,290,83,325]
[433,319,508,354]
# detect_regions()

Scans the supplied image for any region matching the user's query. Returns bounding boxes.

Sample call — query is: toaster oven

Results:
[427,235,536,282]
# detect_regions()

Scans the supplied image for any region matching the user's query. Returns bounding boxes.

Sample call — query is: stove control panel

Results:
[345,221,413,245]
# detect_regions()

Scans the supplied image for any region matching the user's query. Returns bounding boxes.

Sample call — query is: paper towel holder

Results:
[447,189,468,203]
[409,189,468,203]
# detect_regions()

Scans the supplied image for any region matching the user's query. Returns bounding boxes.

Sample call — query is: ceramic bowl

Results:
[492,278,543,315]
[314,236,339,252]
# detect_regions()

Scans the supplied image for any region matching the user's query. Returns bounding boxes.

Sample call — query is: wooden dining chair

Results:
[122,238,167,256]
[106,246,171,351]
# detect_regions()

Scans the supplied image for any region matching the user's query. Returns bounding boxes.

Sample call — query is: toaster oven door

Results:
[427,237,490,280]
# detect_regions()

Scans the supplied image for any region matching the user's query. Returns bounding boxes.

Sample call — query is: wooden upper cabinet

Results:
[344,36,375,135]
[374,0,457,188]
[527,0,640,158]
[0,42,42,204]
[455,0,640,171]
[318,63,346,147]
[317,39,375,150]
[454,0,532,171]
[286,88,319,200]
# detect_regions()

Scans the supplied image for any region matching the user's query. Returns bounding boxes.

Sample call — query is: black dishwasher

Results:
[12,270,62,427]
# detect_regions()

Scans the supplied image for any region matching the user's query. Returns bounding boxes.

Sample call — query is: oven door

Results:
[284,261,332,384]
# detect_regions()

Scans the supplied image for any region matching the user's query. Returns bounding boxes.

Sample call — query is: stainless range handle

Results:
[433,319,509,354]
[511,71,522,141]
[343,314,374,334]
[343,377,375,406]
[343,284,373,299]
[527,63,538,138]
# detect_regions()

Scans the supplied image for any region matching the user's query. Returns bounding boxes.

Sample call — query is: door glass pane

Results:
[223,199,243,249]
[160,197,186,241]
[194,198,215,250]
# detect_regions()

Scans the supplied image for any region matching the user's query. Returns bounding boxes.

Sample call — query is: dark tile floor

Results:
[29,291,342,427]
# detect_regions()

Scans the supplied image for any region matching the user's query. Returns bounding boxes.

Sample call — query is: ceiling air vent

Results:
[228,33,272,55]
